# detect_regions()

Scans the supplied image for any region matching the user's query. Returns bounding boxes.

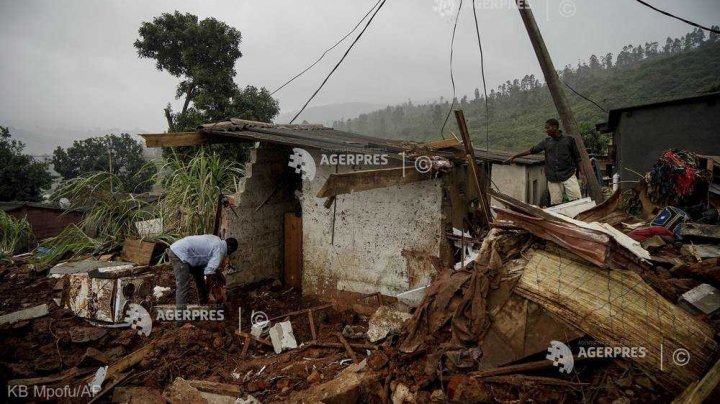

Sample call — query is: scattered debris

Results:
[0,303,49,325]
[680,283,720,315]
[367,306,412,343]
[269,321,298,354]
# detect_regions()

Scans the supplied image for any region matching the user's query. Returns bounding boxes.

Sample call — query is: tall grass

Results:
[43,148,242,263]
[158,149,243,237]
[39,224,102,265]
[52,171,154,242]
[0,210,33,257]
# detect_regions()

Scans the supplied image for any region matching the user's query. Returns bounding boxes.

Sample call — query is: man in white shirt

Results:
[167,235,238,306]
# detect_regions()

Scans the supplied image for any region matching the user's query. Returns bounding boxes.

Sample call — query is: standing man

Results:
[168,235,238,306]
[505,118,582,206]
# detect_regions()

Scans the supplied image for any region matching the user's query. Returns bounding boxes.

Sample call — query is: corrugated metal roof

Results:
[197,119,544,166]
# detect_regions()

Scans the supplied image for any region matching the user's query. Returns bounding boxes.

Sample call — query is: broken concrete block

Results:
[391,382,416,404]
[79,347,109,368]
[198,392,236,404]
[269,321,297,354]
[163,377,207,404]
[285,362,379,403]
[111,386,164,404]
[0,304,49,325]
[153,286,171,299]
[250,320,270,338]
[235,395,261,404]
[367,306,412,342]
[681,283,720,315]
[342,324,366,339]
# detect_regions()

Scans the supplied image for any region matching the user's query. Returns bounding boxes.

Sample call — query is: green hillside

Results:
[333,28,720,152]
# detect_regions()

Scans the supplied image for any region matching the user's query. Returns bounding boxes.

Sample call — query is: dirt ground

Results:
[0,254,682,403]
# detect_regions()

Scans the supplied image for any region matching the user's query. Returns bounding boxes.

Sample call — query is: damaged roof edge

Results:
[140,118,544,165]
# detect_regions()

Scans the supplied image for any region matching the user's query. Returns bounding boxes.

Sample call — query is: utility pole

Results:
[516,0,604,203]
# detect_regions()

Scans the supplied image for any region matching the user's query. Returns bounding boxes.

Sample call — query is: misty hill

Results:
[333,28,720,152]
[276,101,385,126]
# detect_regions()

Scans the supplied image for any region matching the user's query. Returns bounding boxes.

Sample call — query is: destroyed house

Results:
[142,119,543,301]
[598,92,720,187]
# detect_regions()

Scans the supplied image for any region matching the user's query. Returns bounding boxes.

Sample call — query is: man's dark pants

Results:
[168,250,209,306]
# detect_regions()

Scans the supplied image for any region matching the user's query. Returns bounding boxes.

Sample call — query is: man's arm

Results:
[505,139,546,164]
[204,245,225,275]
[504,148,533,164]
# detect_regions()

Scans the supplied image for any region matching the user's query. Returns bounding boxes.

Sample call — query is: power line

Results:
[633,0,720,34]
[471,0,490,151]
[289,0,388,124]
[561,79,608,113]
[270,0,383,96]
[439,0,463,140]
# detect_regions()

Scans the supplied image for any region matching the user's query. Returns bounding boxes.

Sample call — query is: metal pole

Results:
[516,0,604,203]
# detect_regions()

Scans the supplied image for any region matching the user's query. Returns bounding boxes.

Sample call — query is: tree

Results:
[0,126,52,202]
[134,12,242,131]
[52,134,156,193]
[134,12,279,133]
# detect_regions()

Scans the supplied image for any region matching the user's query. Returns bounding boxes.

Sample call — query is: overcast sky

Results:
[1,0,719,137]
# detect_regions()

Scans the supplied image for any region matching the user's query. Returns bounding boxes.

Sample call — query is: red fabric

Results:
[628,226,675,242]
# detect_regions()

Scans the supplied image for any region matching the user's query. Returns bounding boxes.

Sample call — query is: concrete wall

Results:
[300,150,444,299]
[615,99,720,185]
[490,164,547,206]
[219,146,297,288]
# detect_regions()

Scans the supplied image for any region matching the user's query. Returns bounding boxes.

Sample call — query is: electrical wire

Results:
[633,0,720,34]
[471,0,490,151]
[270,0,384,95]
[289,0,388,124]
[439,0,464,140]
[561,79,608,112]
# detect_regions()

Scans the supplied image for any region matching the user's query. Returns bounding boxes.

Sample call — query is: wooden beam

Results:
[316,167,432,198]
[425,138,461,150]
[516,0,604,203]
[140,132,241,148]
[673,357,720,404]
[454,110,491,228]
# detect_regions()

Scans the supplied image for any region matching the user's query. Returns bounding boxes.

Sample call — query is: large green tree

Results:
[52,134,156,193]
[134,11,279,132]
[0,126,53,202]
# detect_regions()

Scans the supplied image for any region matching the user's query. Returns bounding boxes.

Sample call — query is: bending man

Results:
[168,235,238,306]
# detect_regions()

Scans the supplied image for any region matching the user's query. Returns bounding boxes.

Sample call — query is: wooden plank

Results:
[0,304,49,325]
[187,380,241,397]
[673,357,720,404]
[284,213,303,289]
[316,167,431,198]
[121,237,158,266]
[454,110,491,227]
[140,132,241,148]
[8,367,95,386]
[425,138,461,150]
[105,343,154,380]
